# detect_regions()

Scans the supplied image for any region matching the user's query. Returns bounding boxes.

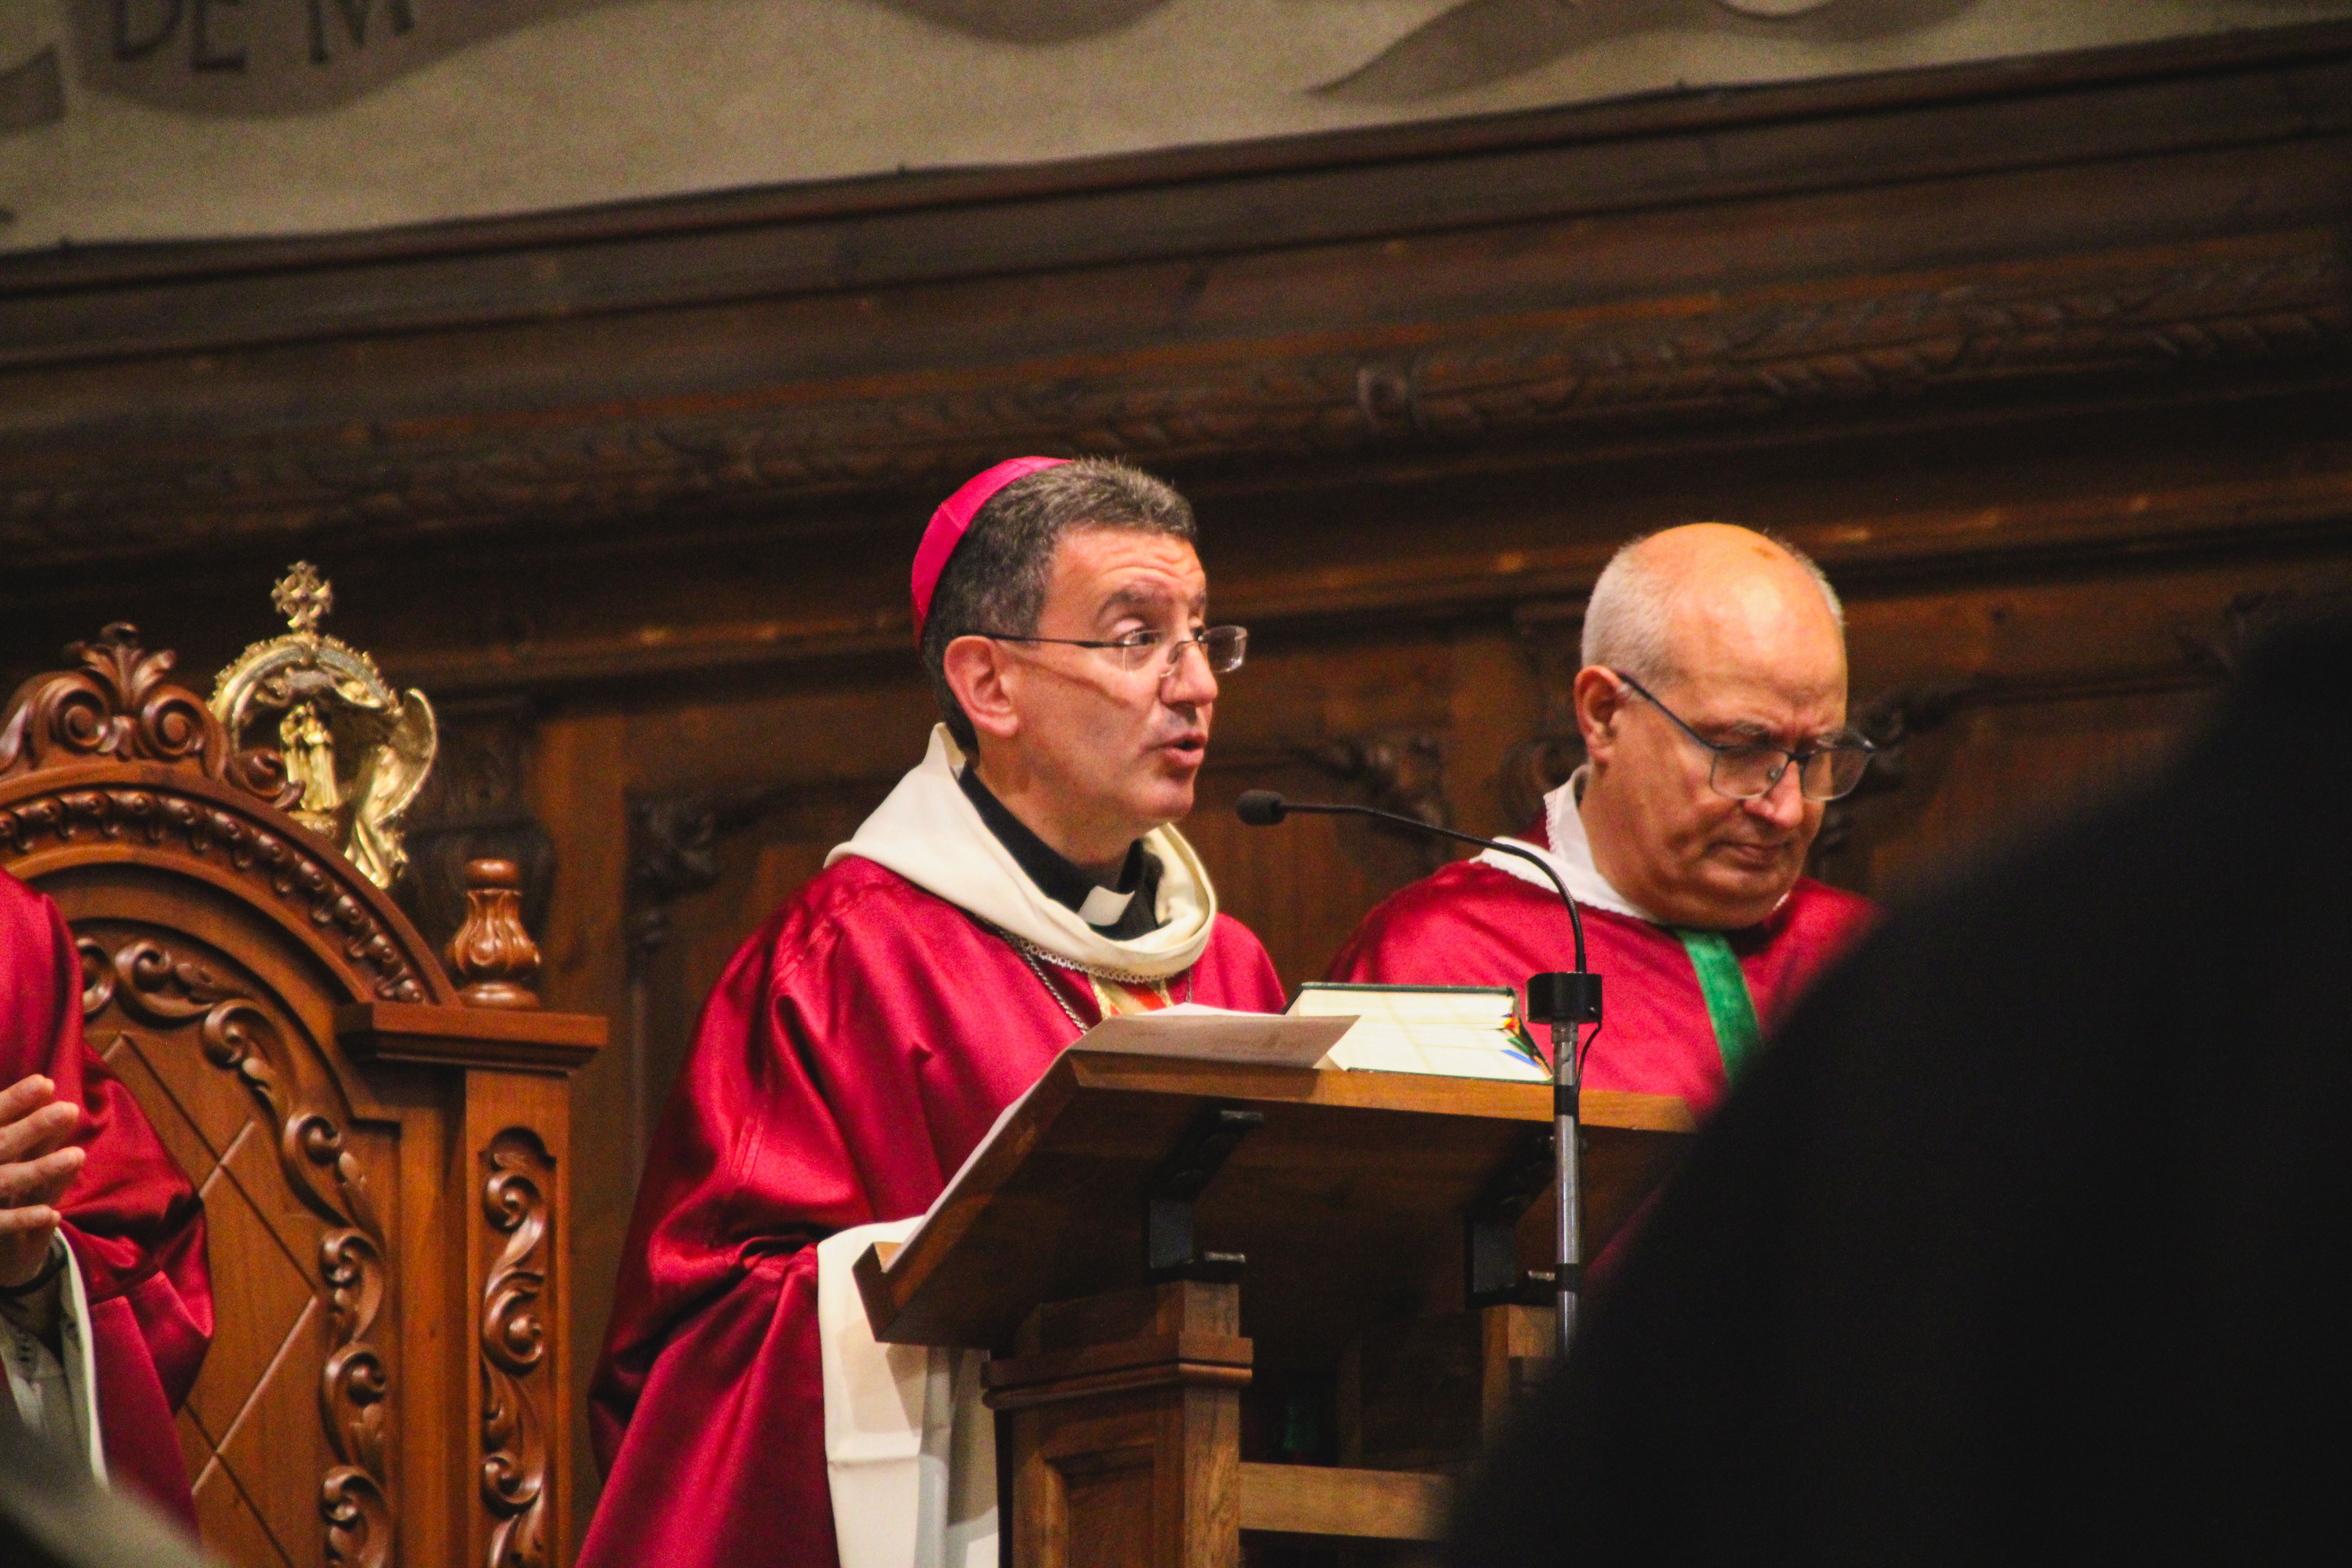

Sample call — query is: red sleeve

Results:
[584,1244,835,1568]
[585,878,973,1568]
[1,877,211,1523]
[583,904,859,1568]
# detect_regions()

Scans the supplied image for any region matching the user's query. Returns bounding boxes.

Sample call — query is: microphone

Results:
[1233,789,1287,828]
[1236,786,1601,1355]
[1234,790,1592,978]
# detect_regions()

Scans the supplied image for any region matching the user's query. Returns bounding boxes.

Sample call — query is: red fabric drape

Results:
[1,871,211,1523]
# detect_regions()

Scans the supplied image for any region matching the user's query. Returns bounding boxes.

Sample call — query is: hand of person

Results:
[0,1075,84,1288]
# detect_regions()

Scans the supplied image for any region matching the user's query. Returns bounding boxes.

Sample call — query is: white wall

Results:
[5,0,2350,251]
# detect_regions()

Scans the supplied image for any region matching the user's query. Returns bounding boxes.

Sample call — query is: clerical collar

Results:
[957,764,1165,938]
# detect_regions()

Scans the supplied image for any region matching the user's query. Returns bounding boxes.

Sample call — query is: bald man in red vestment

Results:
[1331,525,1875,1115]
[0,869,211,1523]
[582,459,1284,1568]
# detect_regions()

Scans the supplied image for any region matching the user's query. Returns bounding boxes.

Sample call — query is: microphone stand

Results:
[1235,792,1601,1357]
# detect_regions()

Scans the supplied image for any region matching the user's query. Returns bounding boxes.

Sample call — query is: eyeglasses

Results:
[976,625,1248,680]
[1610,670,1874,802]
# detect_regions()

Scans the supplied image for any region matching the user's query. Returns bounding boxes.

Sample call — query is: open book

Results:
[1289,982,1551,1084]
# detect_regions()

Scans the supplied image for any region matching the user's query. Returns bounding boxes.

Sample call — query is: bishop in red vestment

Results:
[0,867,211,1522]
[1331,524,1875,1115]
[583,459,1283,1568]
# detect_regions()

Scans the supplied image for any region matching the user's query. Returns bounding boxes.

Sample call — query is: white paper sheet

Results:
[1067,1003,1356,1067]
[1289,983,1550,1083]
[891,1007,1354,1263]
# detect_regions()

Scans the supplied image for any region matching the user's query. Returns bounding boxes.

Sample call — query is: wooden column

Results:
[339,1002,602,1568]
[986,1282,1253,1568]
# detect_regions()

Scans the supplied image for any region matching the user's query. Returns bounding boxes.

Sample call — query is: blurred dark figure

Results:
[0,1397,216,1568]
[1450,613,2352,1566]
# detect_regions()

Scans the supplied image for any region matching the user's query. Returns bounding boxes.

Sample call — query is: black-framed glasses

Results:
[1610,670,1874,802]
[976,624,1248,679]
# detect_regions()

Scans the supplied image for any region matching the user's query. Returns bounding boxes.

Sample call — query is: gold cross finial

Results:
[272,562,332,636]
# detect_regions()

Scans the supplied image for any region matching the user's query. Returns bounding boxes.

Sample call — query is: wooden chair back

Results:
[0,624,602,1568]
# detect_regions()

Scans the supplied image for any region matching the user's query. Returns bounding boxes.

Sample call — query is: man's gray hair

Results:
[1581,525,1843,686]
[920,457,1196,751]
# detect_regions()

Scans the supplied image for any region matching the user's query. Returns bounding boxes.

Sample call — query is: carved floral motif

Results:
[480,1128,554,1568]
[1309,732,1455,870]
[0,624,296,807]
[0,624,427,1000]
[627,784,793,960]
[87,936,395,1568]
[4,786,425,1002]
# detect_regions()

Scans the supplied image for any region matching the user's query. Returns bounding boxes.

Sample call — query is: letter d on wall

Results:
[114,0,184,61]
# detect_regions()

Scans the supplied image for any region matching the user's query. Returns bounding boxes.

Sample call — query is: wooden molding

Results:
[0,772,441,1005]
[355,424,2352,701]
[7,233,2345,576]
[2,28,2350,576]
[336,1002,604,1073]
[1237,1463,1452,1542]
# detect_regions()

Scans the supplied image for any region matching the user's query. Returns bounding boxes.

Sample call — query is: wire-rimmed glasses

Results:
[976,625,1248,680]
[1610,670,1874,802]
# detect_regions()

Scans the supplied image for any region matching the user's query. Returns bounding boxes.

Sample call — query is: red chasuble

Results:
[582,855,1284,1568]
[1327,813,1873,1116]
[0,869,211,1521]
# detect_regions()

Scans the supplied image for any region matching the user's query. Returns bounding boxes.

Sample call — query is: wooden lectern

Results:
[855,1050,1693,1568]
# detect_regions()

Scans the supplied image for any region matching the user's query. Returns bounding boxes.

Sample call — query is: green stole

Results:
[1673,928,1764,1083]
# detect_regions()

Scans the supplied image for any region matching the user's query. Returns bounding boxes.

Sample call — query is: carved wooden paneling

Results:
[82,926,393,1568]
[396,698,555,961]
[624,780,880,1162]
[0,625,602,1567]
[480,1128,555,1568]
[3,233,2343,577]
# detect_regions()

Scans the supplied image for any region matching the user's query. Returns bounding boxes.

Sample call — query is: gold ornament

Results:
[211,563,437,888]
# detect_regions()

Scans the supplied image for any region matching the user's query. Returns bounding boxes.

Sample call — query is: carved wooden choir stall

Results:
[0,624,606,1568]
[856,1050,1695,1568]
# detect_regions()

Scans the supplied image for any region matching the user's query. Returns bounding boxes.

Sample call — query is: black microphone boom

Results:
[1234,789,1287,828]
[1236,787,1602,1356]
